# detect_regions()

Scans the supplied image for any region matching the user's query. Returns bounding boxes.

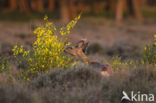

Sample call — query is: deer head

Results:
[64,39,91,63]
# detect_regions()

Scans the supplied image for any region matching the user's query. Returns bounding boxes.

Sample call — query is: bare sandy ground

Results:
[0,17,155,47]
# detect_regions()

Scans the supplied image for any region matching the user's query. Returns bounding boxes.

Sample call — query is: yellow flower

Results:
[71,61,77,67]
[14,45,17,49]
[29,58,32,62]
[42,65,45,68]
[44,15,48,21]
[19,48,23,53]
[1,64,5,71]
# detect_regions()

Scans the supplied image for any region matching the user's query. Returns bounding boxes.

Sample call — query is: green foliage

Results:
[142,8,156,19]
[111,35,156,71]
[142,35,156,65]
[12,15,81,77]
[143,40,156,65]
[111,56,136,71]
[0,57,10,73]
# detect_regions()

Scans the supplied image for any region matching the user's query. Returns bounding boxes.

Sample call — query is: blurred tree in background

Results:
[0,0,155,22]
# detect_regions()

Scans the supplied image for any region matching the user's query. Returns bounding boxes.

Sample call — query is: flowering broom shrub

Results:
[12,15,80,76]
[143,35,156,65]
[111,56,137,71]
[0,57,10,73]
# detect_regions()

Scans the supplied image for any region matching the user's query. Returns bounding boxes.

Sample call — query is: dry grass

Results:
[0,64,155,103]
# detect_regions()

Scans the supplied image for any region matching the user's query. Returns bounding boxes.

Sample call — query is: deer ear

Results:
[75,40,84,48]
[75,39,89,53]
[82,42,88,53]
[76,39,88,48]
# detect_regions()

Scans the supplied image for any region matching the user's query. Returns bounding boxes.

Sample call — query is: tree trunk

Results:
[8,0,16,11]
[141,0,147,6]
[18,0,29,13]
[48,0,55,11]
[37,0,44,12]
[69,0,77,19]
[132,0,143,21]
[59,0,70,23]
[116,0,125,23]
[109,0,116,12]
[30,0,37,11]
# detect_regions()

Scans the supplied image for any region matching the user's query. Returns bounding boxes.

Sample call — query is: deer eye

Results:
[65,46,73,50]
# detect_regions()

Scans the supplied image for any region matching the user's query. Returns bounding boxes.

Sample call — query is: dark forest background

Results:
[0,0,156,22]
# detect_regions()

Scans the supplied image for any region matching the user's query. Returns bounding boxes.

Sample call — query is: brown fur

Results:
[65,39,114,77]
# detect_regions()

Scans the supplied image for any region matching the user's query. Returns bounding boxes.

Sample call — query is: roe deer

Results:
[65,39,114,77]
